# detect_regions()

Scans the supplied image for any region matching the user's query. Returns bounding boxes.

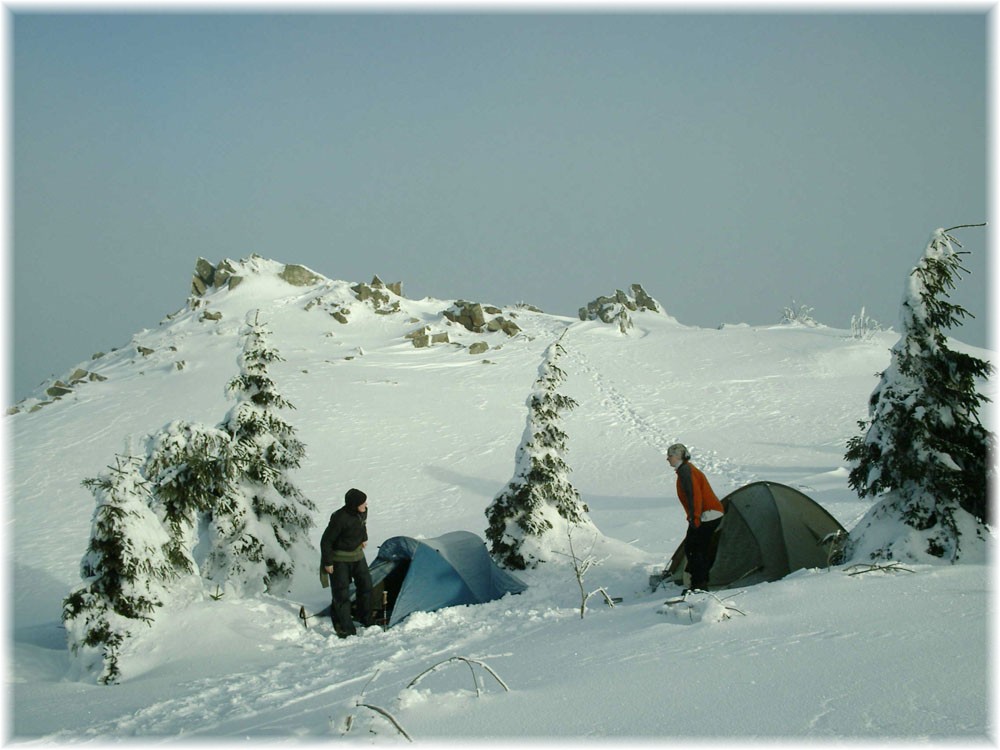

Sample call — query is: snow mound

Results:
[656,591,746,624]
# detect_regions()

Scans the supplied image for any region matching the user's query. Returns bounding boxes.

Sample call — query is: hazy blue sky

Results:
[11,10,989,401]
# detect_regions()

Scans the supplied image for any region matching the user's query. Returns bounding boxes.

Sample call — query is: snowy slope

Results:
[7,258,994,740]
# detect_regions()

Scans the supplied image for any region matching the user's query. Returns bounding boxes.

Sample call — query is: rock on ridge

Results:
[303,275,405,324]
[351,275,404,314]
[191,257,246,296]
[190,255,331,300]
[443,300,521,337]
[578,284,663,333]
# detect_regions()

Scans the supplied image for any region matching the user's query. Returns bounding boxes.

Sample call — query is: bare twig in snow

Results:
[356,703,412,742]
[556,525,613,618]
[407,656,510,697]
[343,669,412,741]
[844,561,915,576]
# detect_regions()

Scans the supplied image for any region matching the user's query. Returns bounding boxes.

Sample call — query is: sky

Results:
[8,6,991,402]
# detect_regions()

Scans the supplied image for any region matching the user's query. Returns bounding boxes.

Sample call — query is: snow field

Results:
[8,261,993,739]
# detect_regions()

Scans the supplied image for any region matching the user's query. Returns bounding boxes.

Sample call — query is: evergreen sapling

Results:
[486,331,595,569]
[64,310,318,682]
[845,225,993,562]
[62,455,179,684]
[143,420,234,574]
[218,311,316,593]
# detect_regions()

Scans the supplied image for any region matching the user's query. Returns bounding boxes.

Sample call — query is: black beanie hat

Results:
[345,488,367,509]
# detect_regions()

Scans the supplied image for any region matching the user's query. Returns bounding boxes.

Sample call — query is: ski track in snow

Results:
[561,333,756,492]
[45,603,558,739]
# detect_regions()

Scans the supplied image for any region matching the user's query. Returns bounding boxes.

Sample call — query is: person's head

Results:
[345,488,368,512]
[666,443,690,469]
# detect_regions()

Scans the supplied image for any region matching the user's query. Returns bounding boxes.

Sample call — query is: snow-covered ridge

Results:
[9,255,676,415]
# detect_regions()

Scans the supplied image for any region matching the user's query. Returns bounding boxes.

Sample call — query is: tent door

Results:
[361,560,411,627]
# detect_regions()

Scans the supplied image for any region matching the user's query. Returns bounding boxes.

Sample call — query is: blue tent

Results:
[368,531,527,627]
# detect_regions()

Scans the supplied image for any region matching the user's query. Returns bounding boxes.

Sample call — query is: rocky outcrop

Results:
[279,264,323,287]
[304,275,404,324]
[352,275,403,314]
[306,296,349,322]
[579,284,662,333]
[191,257,245,297]
[444,301,521,337]
[405,326,450,348]
[8,367,110,414]
[191,256,325,301]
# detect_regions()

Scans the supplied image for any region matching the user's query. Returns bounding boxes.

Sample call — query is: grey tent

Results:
[365,531,527,627]
[667,481,847,589]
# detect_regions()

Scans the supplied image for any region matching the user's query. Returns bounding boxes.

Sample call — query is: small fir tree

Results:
[200,484,271,596]
[486,332,595,569]
[62,455,178,684]
[65,311,319,682]
[218,311,316,593]
[845,225,993,562]
[143,420,235,573]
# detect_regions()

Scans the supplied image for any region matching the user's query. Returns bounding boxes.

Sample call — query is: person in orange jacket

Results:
[667,443,725,592]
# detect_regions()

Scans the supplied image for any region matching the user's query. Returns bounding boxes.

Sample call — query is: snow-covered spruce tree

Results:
[62,455,179,684]
[845,225,993,563]
[143,420,236,575]
[217,311,316,594]
[486,331,595,569]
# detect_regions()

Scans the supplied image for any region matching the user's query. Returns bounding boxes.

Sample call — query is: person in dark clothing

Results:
[667,443,725,592]
[320,488,374,638]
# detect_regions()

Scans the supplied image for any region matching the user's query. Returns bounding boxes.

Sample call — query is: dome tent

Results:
[667,481,847,589]
[364,531,527,628]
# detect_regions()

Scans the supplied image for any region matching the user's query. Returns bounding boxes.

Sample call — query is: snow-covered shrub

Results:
[63,455,179,684]
[845,225,993,563]
[850,306,884,340]
[218,311,315,593]
[486,331,596,569]
[780,299,819,327]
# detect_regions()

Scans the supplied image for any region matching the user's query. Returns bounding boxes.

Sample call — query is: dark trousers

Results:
[330,558,373,636]
[684,517,722,590]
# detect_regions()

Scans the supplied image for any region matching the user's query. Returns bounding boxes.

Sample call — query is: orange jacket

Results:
[675,462,724,527]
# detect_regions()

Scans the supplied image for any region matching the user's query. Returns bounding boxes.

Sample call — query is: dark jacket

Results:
[320,506,368,566]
